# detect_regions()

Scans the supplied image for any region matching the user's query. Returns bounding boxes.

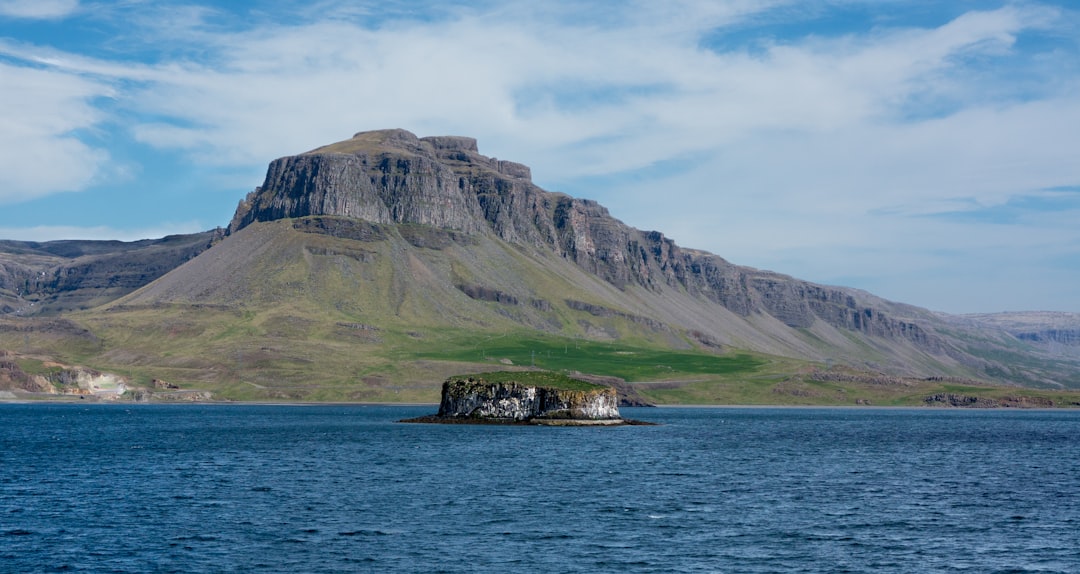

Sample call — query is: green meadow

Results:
[406,331,764,382]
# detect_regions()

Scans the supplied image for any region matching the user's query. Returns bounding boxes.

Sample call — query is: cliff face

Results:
[230,129,525,236]
[437,377,621,421]
[230,129,945,354]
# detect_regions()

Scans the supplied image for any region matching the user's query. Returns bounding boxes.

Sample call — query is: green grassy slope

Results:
[3,216,1079,406]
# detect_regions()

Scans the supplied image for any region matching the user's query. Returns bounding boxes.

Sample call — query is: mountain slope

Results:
[99,129,1076,389]
[3,129,1077,401]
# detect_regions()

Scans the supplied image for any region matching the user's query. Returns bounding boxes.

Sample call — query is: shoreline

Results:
[2,396,1078,411]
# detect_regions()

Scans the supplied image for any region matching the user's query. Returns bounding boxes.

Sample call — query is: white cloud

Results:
[0,62,111,203]
[14,3,1059,182]
[0,0,78,19]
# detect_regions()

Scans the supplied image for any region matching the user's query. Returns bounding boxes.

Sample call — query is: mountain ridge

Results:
[0,231,222,315]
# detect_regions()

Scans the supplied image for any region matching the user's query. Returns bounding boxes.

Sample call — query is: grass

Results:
[5,218,1080,406]
[6,290,1080,406]
[409,331,764,382]
[451,371,604,391]
[9,357,62,377]
[15,305,1080,406]
[9,305,1080,406]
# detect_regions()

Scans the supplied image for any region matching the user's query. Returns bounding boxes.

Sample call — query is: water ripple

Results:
[2,404,1079,572]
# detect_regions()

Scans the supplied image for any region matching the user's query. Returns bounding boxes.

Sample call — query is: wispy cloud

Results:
[0,221,207,242]
[7,2,1070,187]
[116,5,1066,169]
[0,0,79,19]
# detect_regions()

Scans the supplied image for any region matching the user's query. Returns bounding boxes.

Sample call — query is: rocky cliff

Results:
[0,351,128,398]
[230,129,948,357]
[434,374,621,422]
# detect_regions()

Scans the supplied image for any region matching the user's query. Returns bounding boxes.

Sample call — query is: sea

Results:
[1,404,1078,573]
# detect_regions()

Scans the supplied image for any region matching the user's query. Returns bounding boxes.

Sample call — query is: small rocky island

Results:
[402,371,653,426]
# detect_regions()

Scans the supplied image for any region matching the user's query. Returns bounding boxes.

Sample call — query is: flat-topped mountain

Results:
[2,129,1079,402]
[228,129,951,352]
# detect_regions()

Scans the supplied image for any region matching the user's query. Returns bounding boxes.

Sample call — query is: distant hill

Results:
[2,129,1078,402]
[961,311,1080,357]
[0,231,221,315]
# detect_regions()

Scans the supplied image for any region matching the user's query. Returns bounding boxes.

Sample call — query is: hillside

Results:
[2,129,1079,403]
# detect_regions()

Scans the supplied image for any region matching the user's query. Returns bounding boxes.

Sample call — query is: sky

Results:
[1,0,1079,314]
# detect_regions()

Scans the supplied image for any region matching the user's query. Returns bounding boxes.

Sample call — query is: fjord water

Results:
[2,405,1078,573]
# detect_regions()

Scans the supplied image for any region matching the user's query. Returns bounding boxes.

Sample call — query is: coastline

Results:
[3,396,1077,411]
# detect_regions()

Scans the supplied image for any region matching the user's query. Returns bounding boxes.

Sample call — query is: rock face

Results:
[436,376,621,422]
[0,356,55,393]
[0,352,128,398]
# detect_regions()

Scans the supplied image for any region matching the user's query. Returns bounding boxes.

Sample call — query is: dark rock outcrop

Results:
[923,393,1056,408]
[438,376,620,421]
[402,374,645,425]
[924,393,1000,408]
[808,370,986,388]
[456,284,519,305]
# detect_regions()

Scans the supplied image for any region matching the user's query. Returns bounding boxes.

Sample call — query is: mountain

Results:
[2,129,1078,402]
[0,232,222,315]
[962,312,1080,348]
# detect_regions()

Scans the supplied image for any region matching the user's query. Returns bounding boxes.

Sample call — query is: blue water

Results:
[2,405,1078,573]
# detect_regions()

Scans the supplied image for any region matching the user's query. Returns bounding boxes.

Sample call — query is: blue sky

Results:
[1,0,1079,314]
